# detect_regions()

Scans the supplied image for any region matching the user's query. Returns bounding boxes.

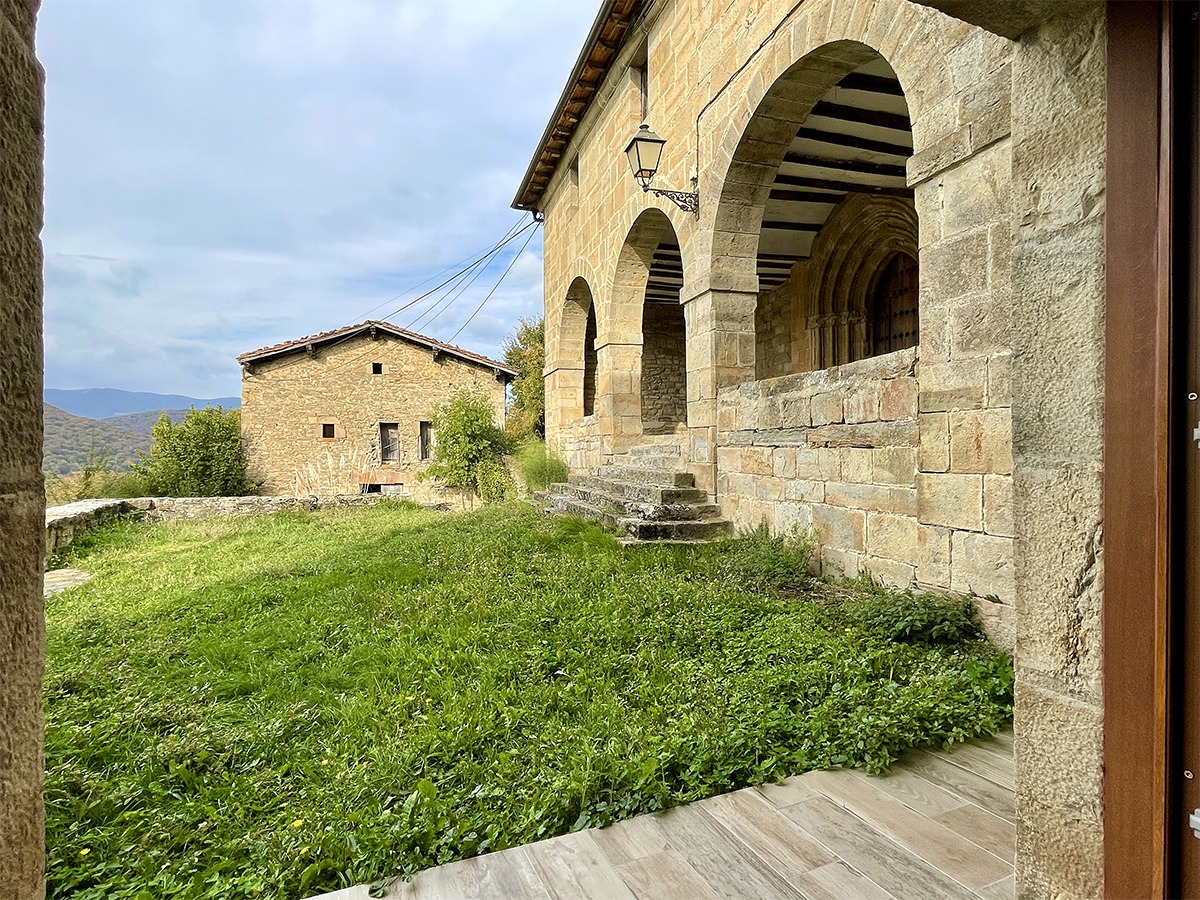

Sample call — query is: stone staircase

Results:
[541,465,733,543]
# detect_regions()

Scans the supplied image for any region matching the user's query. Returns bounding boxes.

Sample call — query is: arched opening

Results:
[612,209,688,435]
[583,302,598,417]
[559,277,598,420]
[713,43,919,380]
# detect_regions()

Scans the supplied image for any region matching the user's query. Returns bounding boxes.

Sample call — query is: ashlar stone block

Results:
[918,472,983,531]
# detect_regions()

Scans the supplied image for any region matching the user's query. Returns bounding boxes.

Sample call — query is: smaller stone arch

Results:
[558,276,599,419]
[795,193,919,369]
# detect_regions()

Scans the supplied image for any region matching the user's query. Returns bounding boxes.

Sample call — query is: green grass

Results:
[45,503,1012,898]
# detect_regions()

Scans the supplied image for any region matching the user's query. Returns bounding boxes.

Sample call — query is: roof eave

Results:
[511,0,645,212]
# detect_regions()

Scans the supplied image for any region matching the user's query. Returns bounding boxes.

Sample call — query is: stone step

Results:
[567,474,708,505]
[623,517,734,541]
[595,466,696,489]
[548,494,622,528]
[553,482,721,521]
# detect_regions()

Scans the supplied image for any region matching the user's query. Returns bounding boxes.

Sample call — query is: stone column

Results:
[542,365,583,459]
[0,1,45,897]
[1008,7,1106,898]
[595,340,642,458]
[683,287,756,493]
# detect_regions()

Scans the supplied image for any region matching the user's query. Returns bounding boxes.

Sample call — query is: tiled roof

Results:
[237,320,518,379]
[512,0,646,211]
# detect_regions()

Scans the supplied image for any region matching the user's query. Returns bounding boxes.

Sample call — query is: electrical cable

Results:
[448,222,541,344]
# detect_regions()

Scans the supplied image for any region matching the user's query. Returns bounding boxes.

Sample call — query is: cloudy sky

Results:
[37,0,597,399]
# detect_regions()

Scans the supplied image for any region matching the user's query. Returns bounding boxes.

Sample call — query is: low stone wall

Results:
[45,499,131,567]
[126,494,390,522]
[716,347,1014,648]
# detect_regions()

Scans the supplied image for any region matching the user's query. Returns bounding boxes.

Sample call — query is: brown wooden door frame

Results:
[1173,3,1200,895]
[1103,2,1173,896]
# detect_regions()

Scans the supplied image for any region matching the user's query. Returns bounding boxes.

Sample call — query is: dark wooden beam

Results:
[761,220,822,232]
[773,174,914,197]
[836,72,906,96]
[795,127,912,158]
[768,188,844,203]
[810,100,911,133]
[783,152,908,179]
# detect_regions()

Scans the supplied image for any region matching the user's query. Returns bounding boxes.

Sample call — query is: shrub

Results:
[847,581,981,644]
[715,523,814,594]
[420,387,513,502]
[133,407,257,497]
[514,440,569,494]
[45,451,149,506]
[475,457,516,504]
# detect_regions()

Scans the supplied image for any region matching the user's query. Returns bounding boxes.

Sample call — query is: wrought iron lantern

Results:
[624,124,699,215]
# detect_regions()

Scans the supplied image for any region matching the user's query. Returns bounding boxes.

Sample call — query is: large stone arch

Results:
[556,276,598,419]
[597,208,687,445]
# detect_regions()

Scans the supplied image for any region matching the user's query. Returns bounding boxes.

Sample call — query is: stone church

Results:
[514,0,1198,896]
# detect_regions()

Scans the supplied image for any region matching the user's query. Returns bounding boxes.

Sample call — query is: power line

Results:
[336,217,529,330]
[448,222,541,344]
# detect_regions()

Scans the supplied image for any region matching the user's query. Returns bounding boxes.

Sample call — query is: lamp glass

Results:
[625,125,665,190]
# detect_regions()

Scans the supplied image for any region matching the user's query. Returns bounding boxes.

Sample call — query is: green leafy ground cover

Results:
[45,503,1012,898]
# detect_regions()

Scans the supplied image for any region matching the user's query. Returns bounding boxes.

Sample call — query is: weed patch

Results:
[45,504,1011,898]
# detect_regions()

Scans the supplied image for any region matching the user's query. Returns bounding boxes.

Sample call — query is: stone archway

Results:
[710,45,919,382]
[606,208,688,444]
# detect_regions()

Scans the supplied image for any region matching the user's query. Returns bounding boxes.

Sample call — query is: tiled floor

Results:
[314,733,1015,899]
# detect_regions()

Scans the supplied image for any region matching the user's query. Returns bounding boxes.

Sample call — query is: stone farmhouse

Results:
[514,0,1198,897]
[2,2,1198,898]
[237,321,515,501]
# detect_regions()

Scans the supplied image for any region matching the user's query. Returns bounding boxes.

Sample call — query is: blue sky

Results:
[37,0,596,398]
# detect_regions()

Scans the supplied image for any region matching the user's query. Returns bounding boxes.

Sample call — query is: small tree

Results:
[134,406,256,497]
[420,387,513,501]
[502,316,545,441]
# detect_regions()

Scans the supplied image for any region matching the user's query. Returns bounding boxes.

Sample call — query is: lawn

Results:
[45,502,1012,899]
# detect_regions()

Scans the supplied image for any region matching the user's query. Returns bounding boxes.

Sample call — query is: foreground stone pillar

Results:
[683,288,756,492]
[595,340,642,458]
[542,365,583,459]
[0,1,46,897]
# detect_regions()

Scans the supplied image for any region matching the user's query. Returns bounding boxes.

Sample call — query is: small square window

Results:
[371,362,383,375]
[321,422,335,439]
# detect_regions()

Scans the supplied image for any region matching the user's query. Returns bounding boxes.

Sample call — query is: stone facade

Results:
[536,0,1014,621]
[240,324,513,502]
[525,0,1107,896]
[0,0,44,894]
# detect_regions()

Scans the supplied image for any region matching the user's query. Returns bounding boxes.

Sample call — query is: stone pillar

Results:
[542,365,583,459]
[684,288,756,492]
[1009,6,1107,898]
[0,1,45,897]
[595,340,642,457]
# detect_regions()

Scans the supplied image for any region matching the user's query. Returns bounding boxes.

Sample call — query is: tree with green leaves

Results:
[502,316,545,441]
[420,387,514,502]
[133,407,257,497]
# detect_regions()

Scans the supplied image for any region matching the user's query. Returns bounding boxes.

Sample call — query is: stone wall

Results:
[242,332,508,500]
[0,0,44,895]
[640,302,687,433]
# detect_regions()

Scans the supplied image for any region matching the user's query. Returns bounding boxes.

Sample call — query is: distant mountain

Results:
[44,388,240,420]
[103,409,192,435]
[43,404,151,476]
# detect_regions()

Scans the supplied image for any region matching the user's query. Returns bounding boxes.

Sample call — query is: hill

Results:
[43,404,150,475]
[103,409,191,435]
[45,388,239,420]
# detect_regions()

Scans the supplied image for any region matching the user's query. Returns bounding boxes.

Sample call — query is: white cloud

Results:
[37,0,591,396]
